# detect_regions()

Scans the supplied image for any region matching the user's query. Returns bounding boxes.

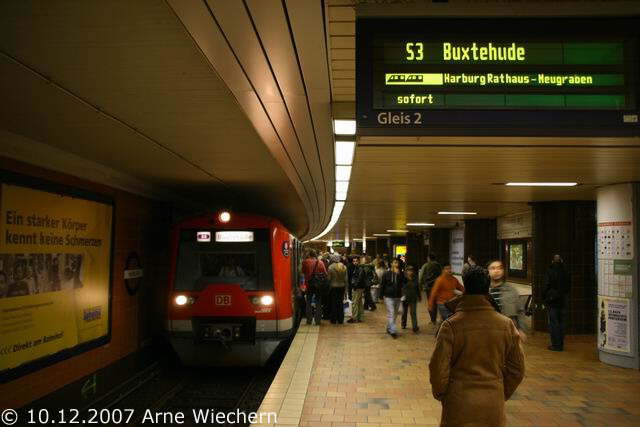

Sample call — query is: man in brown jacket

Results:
[429,266,525,426]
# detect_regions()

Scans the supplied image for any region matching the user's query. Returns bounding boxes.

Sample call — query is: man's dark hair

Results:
[308,250,317,258]
[428,253,437,261]
[462,265,490,295]
[442,261,452,268]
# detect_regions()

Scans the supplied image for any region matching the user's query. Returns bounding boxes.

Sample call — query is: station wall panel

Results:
[0,156,172,409]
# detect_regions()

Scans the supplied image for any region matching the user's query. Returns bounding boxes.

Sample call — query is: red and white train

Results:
[166,211,301,366]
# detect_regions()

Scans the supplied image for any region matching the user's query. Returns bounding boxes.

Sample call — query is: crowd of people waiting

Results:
[297,249,571,426]
[297,249,568,347]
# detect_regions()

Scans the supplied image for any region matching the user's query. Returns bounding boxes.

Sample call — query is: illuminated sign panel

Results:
[215,231,254,243]
[356,18,639,135]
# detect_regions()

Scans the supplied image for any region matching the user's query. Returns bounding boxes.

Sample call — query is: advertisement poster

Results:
[450,228,464,274]
[0,181,113,380]
[598,296,631,354]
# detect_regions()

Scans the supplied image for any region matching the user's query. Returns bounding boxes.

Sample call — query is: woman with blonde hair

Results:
[328,254,348,324]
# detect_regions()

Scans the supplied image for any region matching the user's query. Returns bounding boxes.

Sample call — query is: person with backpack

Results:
[301,250,327,325]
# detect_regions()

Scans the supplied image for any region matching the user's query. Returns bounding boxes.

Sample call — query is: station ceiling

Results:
[0,0,335,239]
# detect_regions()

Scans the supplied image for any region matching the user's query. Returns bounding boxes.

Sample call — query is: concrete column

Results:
[596,183,639,369]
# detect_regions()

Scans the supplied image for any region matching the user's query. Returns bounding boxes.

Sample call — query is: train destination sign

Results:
[356,18,639,135]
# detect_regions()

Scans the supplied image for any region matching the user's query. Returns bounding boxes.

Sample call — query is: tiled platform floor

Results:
[257,305,640,427]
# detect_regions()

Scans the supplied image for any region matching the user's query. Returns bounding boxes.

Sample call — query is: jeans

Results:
[329,287,345,324]
[437,303,452,321]
[351,289,364,321]
[384,297,401,334]
[305,292,322,325]
[402,300,418,330]
[548,306,565,349]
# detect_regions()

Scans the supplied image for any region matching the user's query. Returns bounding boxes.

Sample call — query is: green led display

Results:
[371,39,633,111]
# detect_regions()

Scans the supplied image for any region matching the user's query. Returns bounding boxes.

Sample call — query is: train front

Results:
[166,212,294,366]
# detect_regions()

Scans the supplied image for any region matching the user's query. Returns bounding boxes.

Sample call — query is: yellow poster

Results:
[0,182,113,378]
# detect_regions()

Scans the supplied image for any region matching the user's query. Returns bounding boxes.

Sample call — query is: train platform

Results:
[254,306,640,427]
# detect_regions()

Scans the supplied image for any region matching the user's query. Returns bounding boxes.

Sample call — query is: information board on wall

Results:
[450,228,464,275]
[598,296,630,354]
[356,18,639,135]
[0,177,113,381]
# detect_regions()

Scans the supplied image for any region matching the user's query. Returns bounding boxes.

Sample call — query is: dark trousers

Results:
[401,300,418,330]
[364,286,376,310]
[329,287,345,324]
[305,291,322,325]
[548,306,565,349]
[426,286,437,322]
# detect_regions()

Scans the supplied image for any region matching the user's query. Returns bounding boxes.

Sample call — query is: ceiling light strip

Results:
[438,211,477,215]
[308,121,357,241]
[505,182,578,186]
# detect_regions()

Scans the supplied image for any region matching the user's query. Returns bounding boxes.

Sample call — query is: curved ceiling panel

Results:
[0,0,336,238]
[167,0,335,239]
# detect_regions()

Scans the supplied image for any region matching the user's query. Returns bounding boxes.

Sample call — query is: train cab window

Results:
[175,229,273,291]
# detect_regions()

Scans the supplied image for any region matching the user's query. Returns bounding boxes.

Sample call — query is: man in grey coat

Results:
[487,260,528,341]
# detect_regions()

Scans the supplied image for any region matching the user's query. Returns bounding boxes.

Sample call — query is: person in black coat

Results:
[401,266,421,333]
[544,254,571,351]
[379,259,405,338]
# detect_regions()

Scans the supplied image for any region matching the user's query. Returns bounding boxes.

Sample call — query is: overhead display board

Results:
[356,18,640,135]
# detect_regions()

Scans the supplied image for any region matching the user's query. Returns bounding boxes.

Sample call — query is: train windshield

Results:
[175,229,273,291]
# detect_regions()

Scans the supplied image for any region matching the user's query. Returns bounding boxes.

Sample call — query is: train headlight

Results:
[175,295,194,306]
[219,211,231,223]
[260,295,274,306]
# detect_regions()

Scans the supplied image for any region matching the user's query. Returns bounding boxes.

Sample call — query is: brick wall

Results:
[0,157,173,408]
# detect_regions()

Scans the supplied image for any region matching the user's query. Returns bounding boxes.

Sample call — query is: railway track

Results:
[101,340,289,427]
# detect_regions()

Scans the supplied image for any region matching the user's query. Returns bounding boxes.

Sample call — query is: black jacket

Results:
[544,263,571,308]
[402,276,421,303]
[379,271,405,299]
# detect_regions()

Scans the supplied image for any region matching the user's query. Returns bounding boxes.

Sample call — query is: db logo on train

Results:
[215,295,232,306]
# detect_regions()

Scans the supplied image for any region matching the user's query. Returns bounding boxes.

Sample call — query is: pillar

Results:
[531,201,597,334]
[596,183,639,369]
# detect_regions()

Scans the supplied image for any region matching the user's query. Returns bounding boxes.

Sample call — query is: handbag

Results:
[343,298,352,317]
[308,260,328,293]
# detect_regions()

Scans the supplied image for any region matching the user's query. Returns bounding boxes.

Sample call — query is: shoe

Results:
[347,319,356,323]
[413,327,419,333]
[356,319,363,323]
[401,325,407,329]
[548,345,563,351]
[390,333,398,339]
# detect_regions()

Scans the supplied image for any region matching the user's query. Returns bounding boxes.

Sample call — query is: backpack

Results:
[308,260,328,293]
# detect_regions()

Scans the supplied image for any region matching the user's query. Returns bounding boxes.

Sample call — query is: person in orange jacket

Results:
[428,262,465,322]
